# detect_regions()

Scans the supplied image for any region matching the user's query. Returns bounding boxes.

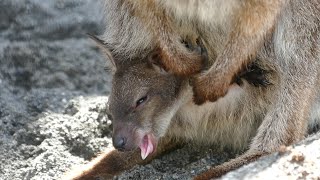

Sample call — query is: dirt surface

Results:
[0,1,319,180]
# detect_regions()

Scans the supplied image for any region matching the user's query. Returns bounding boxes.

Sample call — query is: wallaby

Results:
[64,0,320,179]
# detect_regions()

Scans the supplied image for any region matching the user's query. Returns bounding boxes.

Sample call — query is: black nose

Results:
[113,136,127,151]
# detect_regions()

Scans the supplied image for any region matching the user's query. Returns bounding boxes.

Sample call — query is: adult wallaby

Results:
[64,0,320,179]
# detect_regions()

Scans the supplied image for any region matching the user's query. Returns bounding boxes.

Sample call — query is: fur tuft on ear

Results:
[87,33,117,71]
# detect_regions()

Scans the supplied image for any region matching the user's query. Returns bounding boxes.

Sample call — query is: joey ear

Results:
[87,33,117,71]
[148,50,169,75]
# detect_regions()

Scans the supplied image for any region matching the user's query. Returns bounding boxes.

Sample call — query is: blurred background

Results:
[0,1,114,179]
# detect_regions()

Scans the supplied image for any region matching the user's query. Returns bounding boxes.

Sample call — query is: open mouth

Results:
[138,133,157,160]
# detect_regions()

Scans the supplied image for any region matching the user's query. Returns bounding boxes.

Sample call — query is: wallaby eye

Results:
[136,96,148,107]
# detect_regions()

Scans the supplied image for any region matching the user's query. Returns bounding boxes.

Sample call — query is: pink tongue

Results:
[139,134,154,160]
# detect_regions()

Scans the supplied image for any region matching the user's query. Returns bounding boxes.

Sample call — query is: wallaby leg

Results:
[194,56,318,179]
[250,76,317,152]
[62,137,183,180]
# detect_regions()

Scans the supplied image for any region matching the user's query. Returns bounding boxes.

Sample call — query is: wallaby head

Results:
[109,60,184,159]
[89,34,187,160]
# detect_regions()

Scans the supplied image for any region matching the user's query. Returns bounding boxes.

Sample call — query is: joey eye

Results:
[136,96,148,107]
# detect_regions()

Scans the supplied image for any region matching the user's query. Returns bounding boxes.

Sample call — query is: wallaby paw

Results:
[161,38,208,77]
[163,53,204,77]
[192,72,231,105]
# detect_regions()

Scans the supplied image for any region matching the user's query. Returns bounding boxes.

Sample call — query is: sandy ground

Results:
[0,1,319,180]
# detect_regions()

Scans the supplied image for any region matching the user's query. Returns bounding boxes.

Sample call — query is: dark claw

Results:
[182,38,209,71]
[196,38,209,70]
[236,62,271,87]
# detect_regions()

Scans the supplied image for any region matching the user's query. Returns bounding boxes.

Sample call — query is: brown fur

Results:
[194,151,267,180]
[63,0,320,179]
[127,0,205,76]
[192,0,285,103]
[125,0,286,104]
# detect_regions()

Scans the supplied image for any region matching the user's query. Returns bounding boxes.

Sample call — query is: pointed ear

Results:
[147,50,170,75]
[87,33,117,70]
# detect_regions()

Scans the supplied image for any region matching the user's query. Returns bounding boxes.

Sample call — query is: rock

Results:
[221,132,320,180]
[0,1,111,179]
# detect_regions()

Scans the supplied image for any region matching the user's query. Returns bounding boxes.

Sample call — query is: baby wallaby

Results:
[64,0,320,179]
